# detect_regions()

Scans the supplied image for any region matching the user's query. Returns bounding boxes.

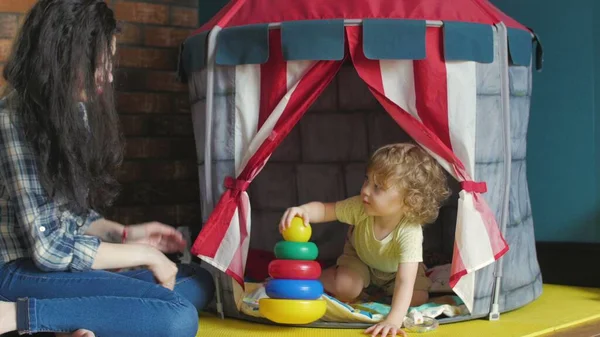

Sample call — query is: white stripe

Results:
[238,61,314,172]
[239,191,251,269]
[207,61,314,270]
[446,61,477,177]
[204,193,252,274]
[446,61,481,314]
[378,60,458,180]
[454,190,495,311]
[198,194,251,275]
[452,270,476,314]
[419,145,456,180]
[234,65,261,175]
[287,60,313,90]
[211,207,242,270]
[380,60,420,121]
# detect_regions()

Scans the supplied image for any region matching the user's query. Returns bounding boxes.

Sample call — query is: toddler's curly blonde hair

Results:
[367,143,451,224]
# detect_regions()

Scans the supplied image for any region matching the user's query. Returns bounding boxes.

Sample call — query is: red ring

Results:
[268,260,322,280]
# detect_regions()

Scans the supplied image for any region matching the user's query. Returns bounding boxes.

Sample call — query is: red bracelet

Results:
[121,226,128,243]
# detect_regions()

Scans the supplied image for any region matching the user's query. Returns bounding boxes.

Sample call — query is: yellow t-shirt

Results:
[335,196,424,273]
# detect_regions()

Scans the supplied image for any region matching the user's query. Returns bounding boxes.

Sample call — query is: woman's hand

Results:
[279,207,310,232]
[145,247,178,290]
[124,222,186,253]
[364,319,406,337]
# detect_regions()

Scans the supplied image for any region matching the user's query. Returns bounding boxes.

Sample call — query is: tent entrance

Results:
[241,63,466,324]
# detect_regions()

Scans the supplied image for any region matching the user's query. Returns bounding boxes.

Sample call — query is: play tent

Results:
[178,0,544,326]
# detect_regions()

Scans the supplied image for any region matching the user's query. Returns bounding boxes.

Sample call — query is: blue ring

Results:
[265,279,324,300]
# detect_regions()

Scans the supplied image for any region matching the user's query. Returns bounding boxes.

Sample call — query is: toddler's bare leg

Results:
[410,290,429,307]
[320,266,364,302]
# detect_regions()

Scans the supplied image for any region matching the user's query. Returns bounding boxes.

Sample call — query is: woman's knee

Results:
[176,263,216,311]
[157,297,199,337]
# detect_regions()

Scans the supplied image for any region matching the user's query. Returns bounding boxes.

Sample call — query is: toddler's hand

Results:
[279,207,310,233]
[364,319,406,337]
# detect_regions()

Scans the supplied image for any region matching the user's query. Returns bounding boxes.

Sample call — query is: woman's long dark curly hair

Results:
[2,0,123,215]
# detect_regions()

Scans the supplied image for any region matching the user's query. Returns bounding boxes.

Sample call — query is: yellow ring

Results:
[259,298,326,325]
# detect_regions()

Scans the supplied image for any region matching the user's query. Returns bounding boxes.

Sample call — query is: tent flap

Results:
[346,25,508,313]
[281,19,345,61]
[190,58,343,288]
[216,24,270,66]
[533,32,544,71]
[363,19,427,60]
[182,30,208,75]
[507,28,533,66]
[180,21,537,77]
[443,22,494,63]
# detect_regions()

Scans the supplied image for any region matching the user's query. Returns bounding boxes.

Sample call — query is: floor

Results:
[196,284,600,337]
[547,319,600,336]
[544,320,600,337]
[1,285,597,337]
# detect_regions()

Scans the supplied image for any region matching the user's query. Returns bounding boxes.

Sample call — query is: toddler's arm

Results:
[384,263,419,331]
[279,201,337,231]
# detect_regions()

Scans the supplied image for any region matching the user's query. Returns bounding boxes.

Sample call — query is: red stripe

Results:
[194,60,342,286]
[449,241,467,288]
[258,30,287,130]
[448,191,509,288]
[346,26,459,167]
[348,26,484,289]
[227,193,250,288]
[190,31,286,264]
[240,60,343,180]
[414,28,452,150]
[226,268,245,288]
[234,61,341,287]
[190,190,237,259]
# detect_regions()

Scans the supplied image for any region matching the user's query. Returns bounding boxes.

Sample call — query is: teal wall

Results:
[493,0,600,243]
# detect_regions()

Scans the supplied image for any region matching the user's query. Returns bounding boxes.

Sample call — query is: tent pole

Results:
[204,26,222,215]
[267,19,443,28]
[204,25,224,319]
[489,22,512,321]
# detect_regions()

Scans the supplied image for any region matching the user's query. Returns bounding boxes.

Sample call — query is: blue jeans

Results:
[0,259,215,336]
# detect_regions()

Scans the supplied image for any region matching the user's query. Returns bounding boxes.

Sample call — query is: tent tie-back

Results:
[461,181,487,194]
[224,176,251,197]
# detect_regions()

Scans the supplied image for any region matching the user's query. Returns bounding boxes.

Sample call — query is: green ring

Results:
[274,241,319,261]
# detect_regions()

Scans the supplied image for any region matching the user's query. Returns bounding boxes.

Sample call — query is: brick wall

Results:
[0,1,202,232]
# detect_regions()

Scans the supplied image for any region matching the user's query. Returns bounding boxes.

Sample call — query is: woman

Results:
[0,1,214,336]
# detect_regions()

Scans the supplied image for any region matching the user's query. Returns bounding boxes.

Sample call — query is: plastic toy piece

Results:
[282,217,312,242]
[268,259,322,280]
[404,316,439,333]
[274,241,318,260]
[265,279,324,300]
[258,298,327,324]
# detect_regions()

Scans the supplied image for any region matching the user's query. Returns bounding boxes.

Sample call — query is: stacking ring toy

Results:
[268,260,322,279]
[265,279,324,300]
[274,241,318,260]
[282,217,312,242]
[259,298,327,324]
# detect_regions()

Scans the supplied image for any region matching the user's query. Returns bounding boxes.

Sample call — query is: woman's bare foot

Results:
[0,301,17,335]
[56,329,95,337]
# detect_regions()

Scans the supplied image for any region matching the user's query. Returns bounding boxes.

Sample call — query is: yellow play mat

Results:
[196,284,600,337]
